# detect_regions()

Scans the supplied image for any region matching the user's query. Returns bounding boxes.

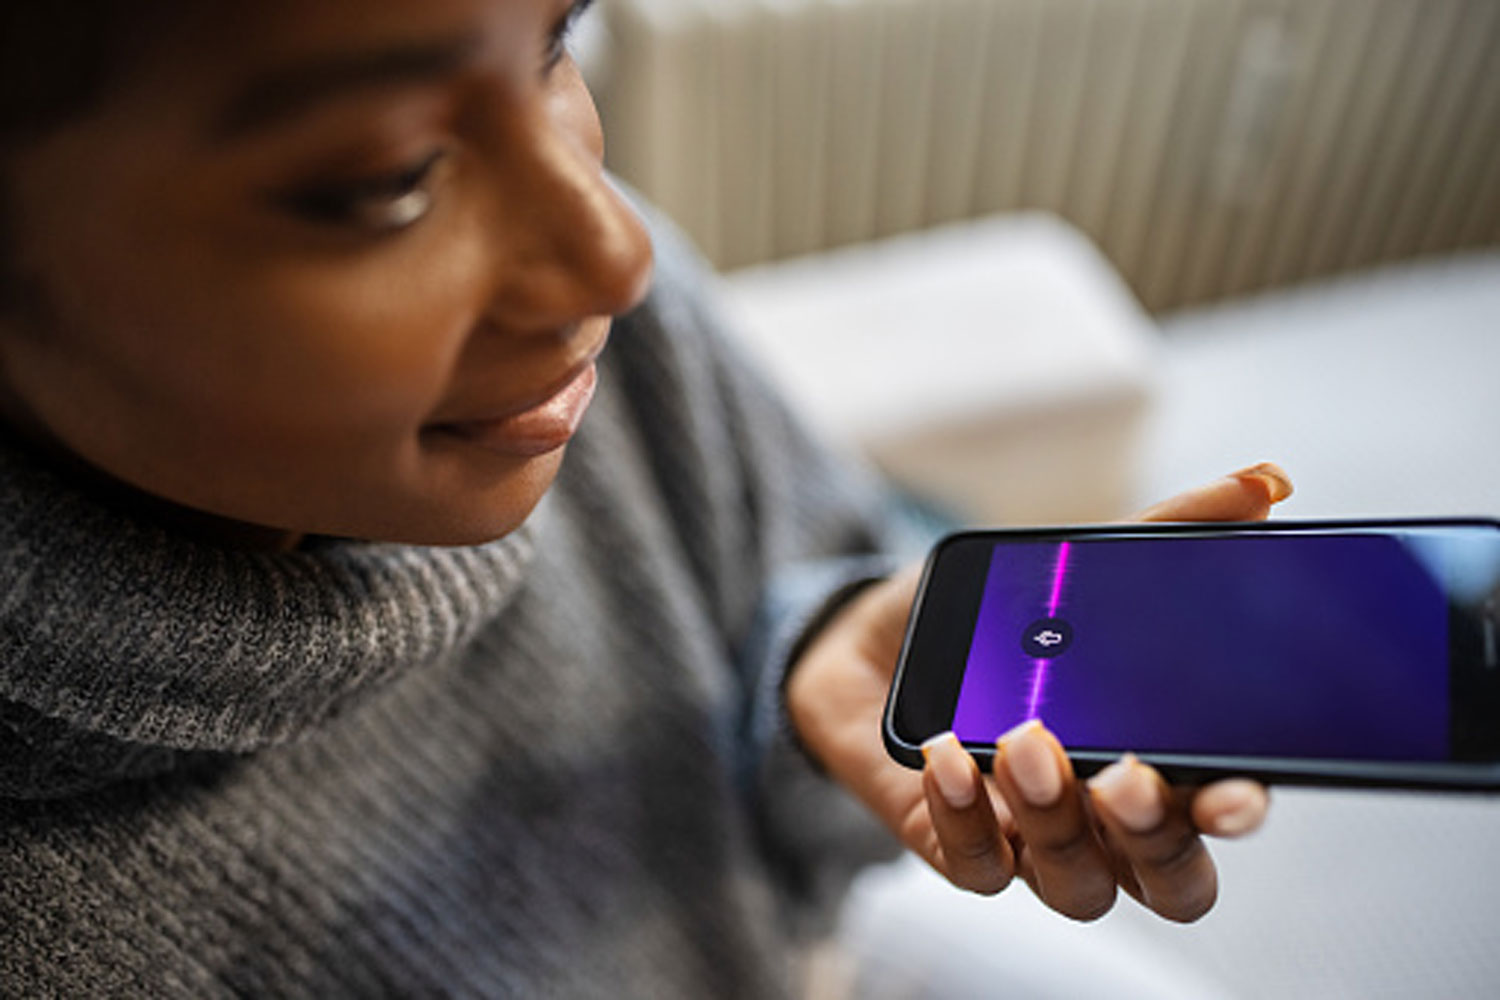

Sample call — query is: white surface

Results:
[722,213,1160,523]
[1139,252,1500,518]
[833,855,1237,1000]
[723,212,1157,438]
[838,784,1500,1000]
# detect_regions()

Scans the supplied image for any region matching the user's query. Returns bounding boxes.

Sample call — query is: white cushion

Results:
[721,213,1160,523]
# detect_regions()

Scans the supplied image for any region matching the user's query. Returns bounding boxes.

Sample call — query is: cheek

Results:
[94,223,490,447]
[215,253,482,430]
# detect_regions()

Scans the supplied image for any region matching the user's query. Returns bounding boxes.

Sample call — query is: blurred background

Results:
[579,1,1500,996]
[594,0,1498,304]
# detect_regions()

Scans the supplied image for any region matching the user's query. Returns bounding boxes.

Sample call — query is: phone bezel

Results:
[882,517,1500,790]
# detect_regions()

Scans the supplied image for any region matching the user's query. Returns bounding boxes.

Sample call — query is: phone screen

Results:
[948,529,1500,761]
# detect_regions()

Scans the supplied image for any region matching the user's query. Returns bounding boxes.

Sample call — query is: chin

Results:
[370,450,564,547]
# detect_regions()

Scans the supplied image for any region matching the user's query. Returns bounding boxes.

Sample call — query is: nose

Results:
[482,115,655,330]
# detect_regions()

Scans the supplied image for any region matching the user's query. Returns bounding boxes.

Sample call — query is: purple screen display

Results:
[952,535,1450,760]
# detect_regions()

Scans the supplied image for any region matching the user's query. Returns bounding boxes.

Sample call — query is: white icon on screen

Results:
[1032,629,1065,648]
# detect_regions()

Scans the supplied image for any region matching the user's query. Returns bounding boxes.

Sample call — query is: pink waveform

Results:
[1026,541,1072,719]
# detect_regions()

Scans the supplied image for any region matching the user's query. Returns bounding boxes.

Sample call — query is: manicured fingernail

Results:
[921,732,978,809]
[1089,754,1164,833]
[997,720,1063,807]
[1228,461,1293,504]
[1205,780,1265,836]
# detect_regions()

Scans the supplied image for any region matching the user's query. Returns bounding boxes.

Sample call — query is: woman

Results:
[0,0,1279,994]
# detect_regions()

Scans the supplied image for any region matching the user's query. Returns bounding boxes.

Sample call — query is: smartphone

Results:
[883,518,1500,789]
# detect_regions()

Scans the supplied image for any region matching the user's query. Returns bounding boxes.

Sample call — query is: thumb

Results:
[1135,462,1293,523]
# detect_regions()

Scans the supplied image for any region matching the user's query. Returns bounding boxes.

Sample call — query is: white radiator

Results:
[597,0,1500,312]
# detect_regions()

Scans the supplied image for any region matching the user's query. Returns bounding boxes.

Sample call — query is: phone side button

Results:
[1485,617,1497,669]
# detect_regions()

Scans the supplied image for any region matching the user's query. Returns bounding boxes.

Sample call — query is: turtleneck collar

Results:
[0,439,537,797]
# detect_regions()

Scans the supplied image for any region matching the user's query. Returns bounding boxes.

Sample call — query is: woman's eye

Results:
[542,33,570,72]
[280,150,447,233]
[544,0,594,73]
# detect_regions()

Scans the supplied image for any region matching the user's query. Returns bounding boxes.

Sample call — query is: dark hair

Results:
[0,3,154,308]
[0,4,145,150]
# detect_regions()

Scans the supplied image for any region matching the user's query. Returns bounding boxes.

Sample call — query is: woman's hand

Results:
[785,462,1293,922]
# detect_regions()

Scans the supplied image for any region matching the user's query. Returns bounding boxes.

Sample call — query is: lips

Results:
[431,360,600,458]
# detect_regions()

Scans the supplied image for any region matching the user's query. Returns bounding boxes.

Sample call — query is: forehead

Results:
[182,0,540,58]
[115,0,560,125]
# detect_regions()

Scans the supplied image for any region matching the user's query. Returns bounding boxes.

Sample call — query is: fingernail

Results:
[1206,780,1265,837]
[997,720,1063,807]
[1089,754,1164,833]
[1228,461,1293,504]
[921,732,978,809]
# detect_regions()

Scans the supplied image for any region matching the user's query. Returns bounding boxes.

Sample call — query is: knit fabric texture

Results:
[0,219,901,997]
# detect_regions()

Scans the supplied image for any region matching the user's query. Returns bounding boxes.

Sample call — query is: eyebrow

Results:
[210,33,485,140]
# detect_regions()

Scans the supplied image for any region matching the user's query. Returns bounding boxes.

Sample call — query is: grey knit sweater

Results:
[0,222,900,997]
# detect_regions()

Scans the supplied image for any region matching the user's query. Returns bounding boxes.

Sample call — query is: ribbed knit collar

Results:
[0,438,537,790]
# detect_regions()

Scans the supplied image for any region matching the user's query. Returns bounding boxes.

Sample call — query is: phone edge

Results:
[879,516,1500,789]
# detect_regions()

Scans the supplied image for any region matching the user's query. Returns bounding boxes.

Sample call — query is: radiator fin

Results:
[602,0,1500,311]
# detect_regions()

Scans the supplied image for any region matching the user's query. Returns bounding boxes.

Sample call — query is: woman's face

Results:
[0,0,652,546]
